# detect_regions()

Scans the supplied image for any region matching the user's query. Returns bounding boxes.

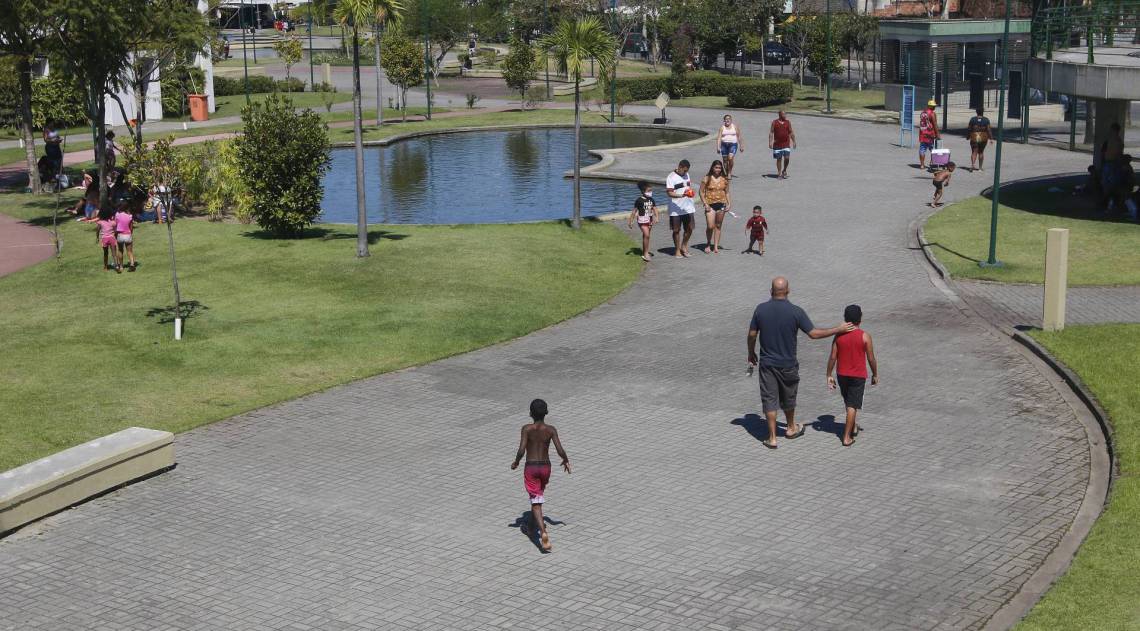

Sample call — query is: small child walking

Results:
[511,399,571,552]
[931,162,956,207]
[95,207,121,272]
[826,305,880,447]
[627,180,659,262]
[114,203,137,272]
[743,205,768,255]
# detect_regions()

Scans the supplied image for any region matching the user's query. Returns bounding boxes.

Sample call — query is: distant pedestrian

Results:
[931,162,955,207]
[768,111,795,179]
[114,202,137,271]
[103,131,118,177]
[918,100,940,170]
[628,180,659,262]
[966,107,991,171]
[747,277,854,449]
[699,159,730,254]
[95,206,122,272]
[743,205,768,255]
[42,121,63,175]
[826,305,879,447]
[665,159,696,258]
[716,115,742,178]
[511,399,571,552]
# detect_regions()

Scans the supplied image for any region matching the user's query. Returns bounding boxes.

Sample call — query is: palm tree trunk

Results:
[374,25,383,127]
[17,58,40,194]
[573,79,582,230]
[352,27,369,257]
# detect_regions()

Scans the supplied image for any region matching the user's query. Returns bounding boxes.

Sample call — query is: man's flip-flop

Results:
[852,425,862,437]
[842,438,855,447]
[785,426,806,439]
[763,441,778,450]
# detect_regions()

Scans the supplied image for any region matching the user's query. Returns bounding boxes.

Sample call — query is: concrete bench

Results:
[1,427,175,537]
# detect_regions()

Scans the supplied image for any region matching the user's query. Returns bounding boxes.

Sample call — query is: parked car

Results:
[763,42,792,66]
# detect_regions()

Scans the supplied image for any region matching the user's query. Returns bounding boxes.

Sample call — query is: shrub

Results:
[465,92,480,109]
[278,77,306,93]
[161,65,206,118]
[313,81,336,93]
[524,85,547,109]
[612,76,669,101]
[213,75,306,96]
[234,94,331,236]
[725,80,793,108]
[31,74,88,129]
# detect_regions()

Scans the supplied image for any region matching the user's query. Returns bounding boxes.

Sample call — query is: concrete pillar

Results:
[323,63,332,86]
[1043,228,1069,332]
[1093,98,1128,150]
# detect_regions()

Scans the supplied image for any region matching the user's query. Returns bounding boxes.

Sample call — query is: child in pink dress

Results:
[95,207,121,272]
[114,203,137,271]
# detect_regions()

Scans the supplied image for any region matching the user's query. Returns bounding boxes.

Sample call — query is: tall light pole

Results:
[423,1,432,119]
[308,11,315,88]
[240,0,250,104]
[610,0,617,123]
[250,2,257,62]
[824,0,833,113]
[543,0,551,98]
[982,0,1012,268]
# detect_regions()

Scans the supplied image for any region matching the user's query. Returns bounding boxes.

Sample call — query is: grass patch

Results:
[1017,325,1140,630]
[339,109,638,143]
[0,192,640,470]
[208,91,353,118]
[923,190,1140,285]
[633,84,884,115]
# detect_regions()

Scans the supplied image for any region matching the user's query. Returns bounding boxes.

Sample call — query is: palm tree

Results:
[539,18,615,230]
[336,0,403,258]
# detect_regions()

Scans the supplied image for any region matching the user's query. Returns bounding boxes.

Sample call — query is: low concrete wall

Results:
[1,427,175,536]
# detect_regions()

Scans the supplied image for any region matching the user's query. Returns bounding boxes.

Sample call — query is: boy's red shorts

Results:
[523,463,551,504]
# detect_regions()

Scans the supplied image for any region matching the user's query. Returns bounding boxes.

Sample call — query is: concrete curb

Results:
[909,197,1114,631]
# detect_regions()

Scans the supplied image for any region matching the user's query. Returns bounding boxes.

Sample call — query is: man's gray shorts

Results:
[759,364,800,413]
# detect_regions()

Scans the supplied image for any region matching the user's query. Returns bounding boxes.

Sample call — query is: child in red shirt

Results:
[743,205,768,255]
[826,304,879,446]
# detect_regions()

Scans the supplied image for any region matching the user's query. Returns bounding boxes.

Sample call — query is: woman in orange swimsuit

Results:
[700,160,731,254]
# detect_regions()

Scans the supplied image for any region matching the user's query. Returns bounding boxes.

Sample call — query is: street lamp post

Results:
[308,12,315,88]
[423,7,432,120]
[543,0,551,99]
[610,0,617,123]
[240,0,250,104]
[824,0,833,114]
[982,0,1012,268]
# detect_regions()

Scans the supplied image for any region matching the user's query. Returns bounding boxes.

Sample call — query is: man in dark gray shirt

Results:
[747,277,853,449]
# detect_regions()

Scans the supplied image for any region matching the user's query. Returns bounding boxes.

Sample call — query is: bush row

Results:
[213,75,307,96]
[613,72,791,108]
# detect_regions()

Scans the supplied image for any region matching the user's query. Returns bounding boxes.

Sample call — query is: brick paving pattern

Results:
[954,280,1140,330]
[0,109,1094,630]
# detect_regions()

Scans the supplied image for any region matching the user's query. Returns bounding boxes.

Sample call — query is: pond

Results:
[318,126,704,224]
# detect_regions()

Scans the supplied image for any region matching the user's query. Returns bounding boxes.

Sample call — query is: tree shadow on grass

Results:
[146,300,209,324]
[240,227,410,243]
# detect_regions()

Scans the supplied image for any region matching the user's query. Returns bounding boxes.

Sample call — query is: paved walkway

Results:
[0,109,1096,630]
[954,281,1140,330]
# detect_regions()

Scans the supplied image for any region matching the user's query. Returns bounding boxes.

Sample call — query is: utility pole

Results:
[240,0,250,104]
[543,0,551,99]
[825,0,833,113]
[610,0,617,123]
[983,0,1012,268]
[423,3,432,119]
[308,12,315,88]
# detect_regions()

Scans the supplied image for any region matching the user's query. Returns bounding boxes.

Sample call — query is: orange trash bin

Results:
[188,94,209,121]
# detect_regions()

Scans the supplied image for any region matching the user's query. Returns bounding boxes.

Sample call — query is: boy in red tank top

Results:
[826,305,879,447]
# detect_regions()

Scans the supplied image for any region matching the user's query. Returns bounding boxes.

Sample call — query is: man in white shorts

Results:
[768,111,796,179]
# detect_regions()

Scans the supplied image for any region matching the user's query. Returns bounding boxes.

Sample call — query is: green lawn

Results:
[923,191,1140,285]
[0,192,640,470]
[210,91,353,118]
[338,109,638,143]
[634,84,885,115]
[1017,325,1140,630]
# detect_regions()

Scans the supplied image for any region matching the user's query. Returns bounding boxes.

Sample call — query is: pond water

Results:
[318,127,704,224]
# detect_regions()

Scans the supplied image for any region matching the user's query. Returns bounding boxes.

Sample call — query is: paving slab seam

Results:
[910,206,1114,631]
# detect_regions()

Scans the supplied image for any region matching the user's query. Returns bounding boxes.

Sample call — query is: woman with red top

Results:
[826,304,879,447]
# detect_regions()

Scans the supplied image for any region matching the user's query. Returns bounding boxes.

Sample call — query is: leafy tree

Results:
[804,16,842,95]
[336,0,404,257]
[273,35,304,83]
[539,17,615,230]
[381,29,425,121]
[402,0,467,85]
[0,0,56,193]
[501,39,540,107]
[233,94,332,237]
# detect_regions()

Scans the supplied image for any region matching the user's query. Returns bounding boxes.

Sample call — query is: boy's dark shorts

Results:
[759,364,799,413]
[669,213,693,230]
[837,375,866,410]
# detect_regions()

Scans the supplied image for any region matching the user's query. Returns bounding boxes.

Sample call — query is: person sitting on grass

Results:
[932,162,955,207]
[70,172,99,220]
[95,206,122,273]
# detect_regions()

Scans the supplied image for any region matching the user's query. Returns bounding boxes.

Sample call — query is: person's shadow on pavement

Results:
[508,512,566,552]
[811,414,844,441]
[731,413,788,443]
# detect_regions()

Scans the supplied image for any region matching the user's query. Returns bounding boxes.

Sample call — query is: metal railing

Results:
[1032,0,1140,63]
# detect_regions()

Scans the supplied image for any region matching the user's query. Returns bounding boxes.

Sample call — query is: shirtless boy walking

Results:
[511,399,571,552]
